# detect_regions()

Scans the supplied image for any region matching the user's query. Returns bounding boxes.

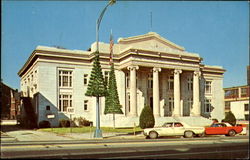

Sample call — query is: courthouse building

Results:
[18,32,225,127]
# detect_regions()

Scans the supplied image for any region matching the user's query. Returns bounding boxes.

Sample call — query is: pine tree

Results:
[139,105,155,129]
[104,63,123,128]
[85,52,107,97]
[85,51,106,138]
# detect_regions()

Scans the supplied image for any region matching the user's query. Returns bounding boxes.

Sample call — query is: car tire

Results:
[149,131,158,139]
[184,131,193,138]
[228,130,236,136]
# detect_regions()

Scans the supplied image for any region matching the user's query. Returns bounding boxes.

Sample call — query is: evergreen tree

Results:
[104,63,123,128]
[85,51,106,138]
[222,111,236,126]
[85,52,107,97]
[139,105,155,129]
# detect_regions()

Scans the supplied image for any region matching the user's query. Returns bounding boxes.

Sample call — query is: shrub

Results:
[39,120,51,128]
[59,119,70,127]
[222,111,236,126]
[139,105,155,129]
[74,117,92,126]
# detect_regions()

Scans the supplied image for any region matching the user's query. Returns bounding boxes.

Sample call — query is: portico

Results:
[126,66,202,118]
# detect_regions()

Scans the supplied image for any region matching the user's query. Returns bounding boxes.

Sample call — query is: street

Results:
[1,136,249,159]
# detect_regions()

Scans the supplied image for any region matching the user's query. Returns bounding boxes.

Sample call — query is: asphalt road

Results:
[1,136,249,159]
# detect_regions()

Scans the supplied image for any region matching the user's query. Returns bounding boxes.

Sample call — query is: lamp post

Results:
[94,0,116,138]
[96,0,116,52]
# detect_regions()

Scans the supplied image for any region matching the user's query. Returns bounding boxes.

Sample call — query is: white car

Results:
[143,122,205,139]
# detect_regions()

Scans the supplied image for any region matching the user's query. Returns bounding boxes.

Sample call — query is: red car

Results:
[205,123,243,136]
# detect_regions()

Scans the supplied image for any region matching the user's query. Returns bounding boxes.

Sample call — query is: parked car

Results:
[205,122,243,136]
[143,122,205,139]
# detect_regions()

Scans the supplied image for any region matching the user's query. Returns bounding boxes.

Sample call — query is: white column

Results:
[127,66,139,116]
[173,69,182,116]
[191,70,201,116]
[153,67,161,117]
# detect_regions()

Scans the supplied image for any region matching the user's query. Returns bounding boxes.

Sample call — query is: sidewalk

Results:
[1,129,144,142]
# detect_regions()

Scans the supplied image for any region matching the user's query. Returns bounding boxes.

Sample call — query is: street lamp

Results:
[96,0,116,52]
[94,0,116,138]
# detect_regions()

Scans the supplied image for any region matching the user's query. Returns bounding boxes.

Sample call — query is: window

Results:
[241,88,248,97]
[84,100,88,111]
[59,94,72,112]
[244,104,249,111]
[126,72,130,88]
[187,77,193,91]
[205,81,212,94]
[148,74,153,88]
[245,114,249,121]
[168,97,174,112]
[225,101,231,110]
[168,76,174,90]
[46,105,50,111]
[188,98,193,109]
[59,70,72,87]
[84,74,88,85]
[104,71,109,85]
[205,99,212,113]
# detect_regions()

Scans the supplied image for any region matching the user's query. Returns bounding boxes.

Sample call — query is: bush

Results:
[222,111,236,126]
[39,120,51,128]
[74,117,92,126]
[139,105,155,129]
[59,119,70,127]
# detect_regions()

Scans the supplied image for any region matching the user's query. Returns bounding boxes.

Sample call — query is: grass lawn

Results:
[38,127,142,134]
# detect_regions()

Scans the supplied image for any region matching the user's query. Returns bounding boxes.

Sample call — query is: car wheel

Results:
[149,131,158,139]
[228,130,236,136]
[184,131,193,138]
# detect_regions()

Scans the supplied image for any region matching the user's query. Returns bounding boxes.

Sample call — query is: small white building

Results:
[18,32,225,127]
[225,85,249,120]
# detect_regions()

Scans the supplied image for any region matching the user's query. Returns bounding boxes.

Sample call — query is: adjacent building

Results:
[224,85,249,120]
[0,82,20,120]
[224,66,250,121]
[18,32,226,127]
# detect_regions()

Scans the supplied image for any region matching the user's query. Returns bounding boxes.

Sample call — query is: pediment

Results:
[118,32,185,52]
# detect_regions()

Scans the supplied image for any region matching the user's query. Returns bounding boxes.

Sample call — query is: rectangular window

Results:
[84,74,88,85]
[104,71,109,85]
[205,99,212,113]
[245,114,249,121]
[148,74,153,88]
[126,72,130,88]
[168,76,174,90]
[84,100,88,111]
[244,104,249,111]
[241,88,248,97]
[59,94,72,112]
[187,77,193,91]
[205,81,212,94]
[188,98,193,109]
[46,105,50,111]
[59,70,72,87]
[168,97,174,112]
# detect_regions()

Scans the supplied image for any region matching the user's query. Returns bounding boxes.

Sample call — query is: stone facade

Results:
[18,32,225,127]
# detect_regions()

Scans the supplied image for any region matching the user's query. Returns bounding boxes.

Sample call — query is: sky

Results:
[2,1,249,90]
